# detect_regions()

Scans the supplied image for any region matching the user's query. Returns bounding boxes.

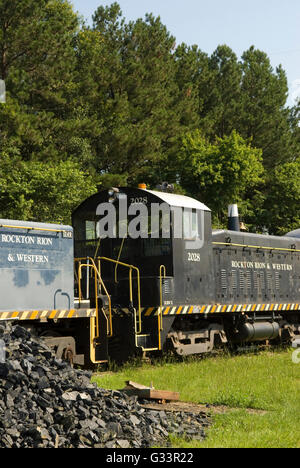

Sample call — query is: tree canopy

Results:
[0,0,299,233]
[178,130,264,226]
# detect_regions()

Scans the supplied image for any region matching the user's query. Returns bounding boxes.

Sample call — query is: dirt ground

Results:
[140,400,267,415]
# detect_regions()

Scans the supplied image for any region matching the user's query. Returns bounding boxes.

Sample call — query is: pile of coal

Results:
[0,322,211,448]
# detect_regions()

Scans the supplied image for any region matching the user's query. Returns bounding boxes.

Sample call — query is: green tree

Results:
[200,45,243,139]
[288,100,300,160]
[0,152,97,224]
[89,4,198,185]
[263,159,300,235]
[239,46,293,168]
[178,130,264,225]
[0,0,99,223]
[0,0,83,163]
[172,43,204,131]
[0,0,78,81]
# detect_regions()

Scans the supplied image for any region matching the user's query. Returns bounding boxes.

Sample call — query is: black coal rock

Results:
[0,321,211,448]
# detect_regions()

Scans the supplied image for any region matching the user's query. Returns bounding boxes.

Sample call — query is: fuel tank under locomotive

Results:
[230,321,280,343]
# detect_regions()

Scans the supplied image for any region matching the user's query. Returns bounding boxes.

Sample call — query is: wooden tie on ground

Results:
[123,381,180,403]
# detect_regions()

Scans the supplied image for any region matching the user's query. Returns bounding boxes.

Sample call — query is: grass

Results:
[92,349,300,448]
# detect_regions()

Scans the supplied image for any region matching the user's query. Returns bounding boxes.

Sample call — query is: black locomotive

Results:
[0,186,299,365]
[72,186,300,362]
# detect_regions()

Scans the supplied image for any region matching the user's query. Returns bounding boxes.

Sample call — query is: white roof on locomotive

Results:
[285,228,300,238]
[145,190,211,212]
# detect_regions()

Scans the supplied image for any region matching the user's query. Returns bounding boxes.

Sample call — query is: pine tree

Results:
[239,46,293,168]
[0,0,83,163]
[199,45,243,139]
[90,4,198,185]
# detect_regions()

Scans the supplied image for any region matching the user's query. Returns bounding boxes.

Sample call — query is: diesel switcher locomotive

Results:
[0,186,299,365]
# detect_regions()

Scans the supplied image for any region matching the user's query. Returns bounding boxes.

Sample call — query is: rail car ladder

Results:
[97,257,163,354]
[132,265,166,353]
[75,258,113,364]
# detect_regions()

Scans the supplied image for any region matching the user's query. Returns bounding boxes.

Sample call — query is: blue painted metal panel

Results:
[0,219,74,311]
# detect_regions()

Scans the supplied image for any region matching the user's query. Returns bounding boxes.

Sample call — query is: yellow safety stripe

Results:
[2,303,299,321]
[0,309,96,321]
[140,303,300,317]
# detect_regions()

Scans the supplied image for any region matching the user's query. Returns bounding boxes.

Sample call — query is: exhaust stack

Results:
[228,204,240,232]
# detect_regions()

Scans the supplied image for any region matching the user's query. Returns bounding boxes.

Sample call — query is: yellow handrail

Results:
[212,242,300,253]
[115,237,126,284]
[158,265,166,350]
[75,257,113,338]
[94,237,101,260]
[0,224,66,233]
[78,263,100,339]
[159,266,166,329]
[97,256,142,335]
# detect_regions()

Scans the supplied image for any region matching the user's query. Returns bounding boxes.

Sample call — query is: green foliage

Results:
[263,159,300,235]
[239,47,293,169]
[178,130,264,223]
[89,5,193,182]
[200,45,243,138]
[97,173,129,190]
[0,154,97,224]
[0,1,299,232]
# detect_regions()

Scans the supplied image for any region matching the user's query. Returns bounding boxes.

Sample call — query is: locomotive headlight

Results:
[108,187,120,203]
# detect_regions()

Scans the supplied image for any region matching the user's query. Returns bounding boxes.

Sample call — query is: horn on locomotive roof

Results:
[156,182,174,193]
[228,204,240,232]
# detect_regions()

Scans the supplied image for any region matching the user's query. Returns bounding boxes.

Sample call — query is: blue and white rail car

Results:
[0,219,74,312]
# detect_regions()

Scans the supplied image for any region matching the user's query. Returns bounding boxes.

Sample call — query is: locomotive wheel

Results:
[39,331,79,366]
[63,346,74,367]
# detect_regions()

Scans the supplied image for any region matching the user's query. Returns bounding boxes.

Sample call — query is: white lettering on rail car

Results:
[7,253,49,264]
[1,234,53,246]
[16,254,49,263]
[231,260,292,271]
[1,234,35,244]
[187,252,201,262]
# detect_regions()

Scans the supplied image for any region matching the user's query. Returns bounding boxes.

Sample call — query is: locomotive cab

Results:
[72,187,212,309]
[72,187,215,358]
